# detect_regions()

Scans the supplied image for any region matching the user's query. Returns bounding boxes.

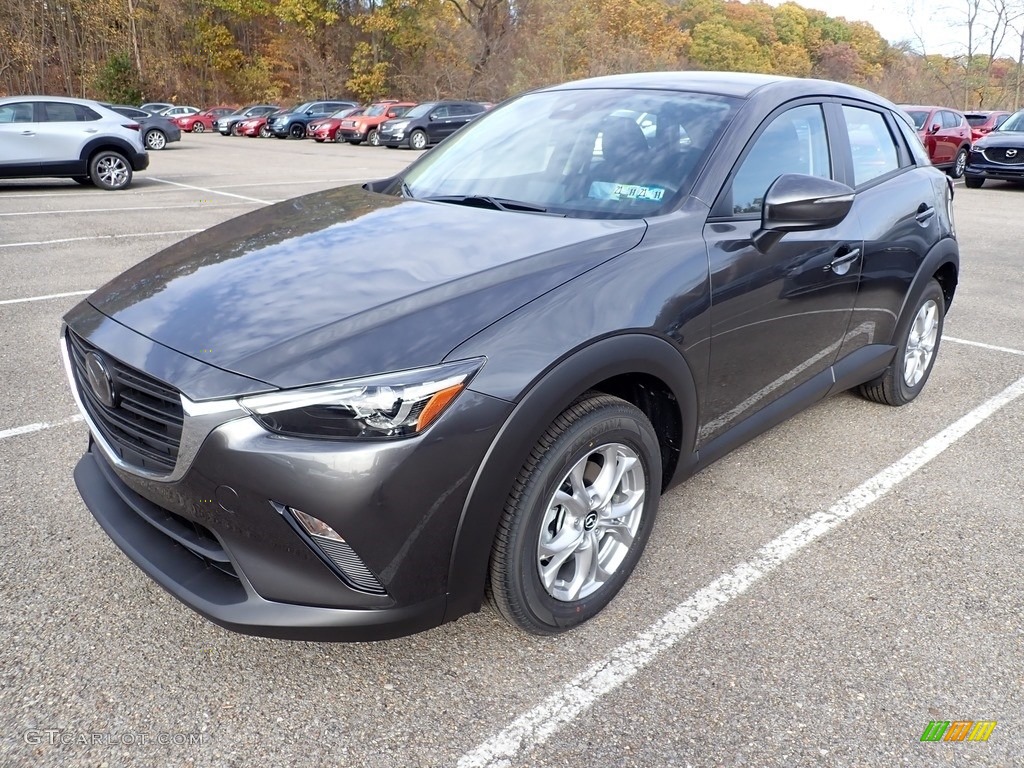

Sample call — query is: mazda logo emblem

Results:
[1007,149,1018,157]
[84,351,117,408]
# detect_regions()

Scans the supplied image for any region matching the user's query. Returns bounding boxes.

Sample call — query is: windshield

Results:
[402,103,435,120]
[365,104,390,117]
[294,102,315,113]
[904,110,929,130]
[332,108,362,118]
[401,88,740,218]
[998,110,1024,131]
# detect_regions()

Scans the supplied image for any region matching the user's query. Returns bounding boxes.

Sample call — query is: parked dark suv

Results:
[964,108,1024,187]
[901,104,973,177]
[377,100,486,149]
[64,72,958,642]
[268,100,358,139]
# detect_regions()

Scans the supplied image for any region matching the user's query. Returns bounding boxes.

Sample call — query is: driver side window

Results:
[729,104,831,216]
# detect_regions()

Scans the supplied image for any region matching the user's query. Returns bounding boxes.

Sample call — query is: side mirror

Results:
[429,113,439,121]
[928,123,940,134]
[753,174,854,252]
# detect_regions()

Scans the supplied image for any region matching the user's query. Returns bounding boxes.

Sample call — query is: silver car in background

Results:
[0,95,148,190]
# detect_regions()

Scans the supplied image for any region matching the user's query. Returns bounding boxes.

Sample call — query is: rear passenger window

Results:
[41,102,81,122]
[941,111,961,129]
[842,106,900,186]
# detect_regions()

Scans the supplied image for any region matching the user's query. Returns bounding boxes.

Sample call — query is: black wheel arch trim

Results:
[80,136,140,164]
[900,236,959,322]
[442,332,698,623]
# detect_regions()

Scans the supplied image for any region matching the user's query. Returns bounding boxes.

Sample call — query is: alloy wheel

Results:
[96,156,129,188]
[903,299,939,387]
[536,443,645,602]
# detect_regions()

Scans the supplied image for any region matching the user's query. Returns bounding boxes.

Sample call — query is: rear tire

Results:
[89,151,132,190]
[964,176,984,189]
[859,279,945,406]
[144,129,166,150]
[488,393,661,635]
[948,147,968,178]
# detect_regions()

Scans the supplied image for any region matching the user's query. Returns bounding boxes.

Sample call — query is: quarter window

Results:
[730,104,831,216]
[842,106,900,186]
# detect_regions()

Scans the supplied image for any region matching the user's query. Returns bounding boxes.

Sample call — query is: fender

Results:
[442,332,699,623]
[79,135,141,163]
[898,236,959,326]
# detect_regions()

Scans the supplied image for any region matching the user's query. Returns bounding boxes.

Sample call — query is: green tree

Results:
[93,52,143,104]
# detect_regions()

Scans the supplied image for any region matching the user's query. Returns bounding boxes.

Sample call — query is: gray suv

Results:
[0,96,148,190]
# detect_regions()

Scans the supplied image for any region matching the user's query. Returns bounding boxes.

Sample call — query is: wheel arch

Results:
[442,333,698,623]
[79,137,138,165]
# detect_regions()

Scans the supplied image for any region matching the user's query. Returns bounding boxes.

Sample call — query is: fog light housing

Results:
[285,506,386,594]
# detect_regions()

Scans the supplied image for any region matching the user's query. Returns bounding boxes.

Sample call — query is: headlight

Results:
[239,359,483,439]
[389,120,410,131]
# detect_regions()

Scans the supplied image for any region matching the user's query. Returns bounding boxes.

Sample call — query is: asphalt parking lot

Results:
[1,134,1022,768]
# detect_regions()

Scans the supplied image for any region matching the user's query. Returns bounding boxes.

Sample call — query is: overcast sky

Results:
[782,0,1024,57]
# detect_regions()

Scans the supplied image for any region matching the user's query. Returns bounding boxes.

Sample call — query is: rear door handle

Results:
[826,247,861,274]
[916,203,935,223]
[20,130,34,136]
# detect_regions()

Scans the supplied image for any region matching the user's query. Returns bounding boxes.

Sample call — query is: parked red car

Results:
[964,110,1011,142]
[238,108,288,138]
[308,107,365,142]
[174,106,235,134]
[336,101,416,145]
[900,104,973,177]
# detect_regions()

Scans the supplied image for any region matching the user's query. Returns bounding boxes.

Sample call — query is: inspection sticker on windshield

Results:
[588,182,665,202]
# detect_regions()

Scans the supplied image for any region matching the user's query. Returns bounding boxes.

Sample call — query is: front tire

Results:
[859,279,945,406]
[367,128,380,146]
[259,125,271,138]
[89,151,132,190]
[964,176,984,189]
[144,129,166,150]
[230,123,241,136]
[409,129,428,150]
[488,393,662,635]
[949,147,968,178]
[192,122,205,134]
[290,123,305,139]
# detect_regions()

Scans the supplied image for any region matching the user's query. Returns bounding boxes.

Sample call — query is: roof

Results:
[0,94,106,105]
[544,71,892,105]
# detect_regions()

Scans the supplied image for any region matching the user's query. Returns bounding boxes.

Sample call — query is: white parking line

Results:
[944,335,1024,357]
[0,202,258,217]
[458,373,1024,768]
[0,230,201,249]
[0,415,83,441]
[148,177,271,204]
[0,290,93,306]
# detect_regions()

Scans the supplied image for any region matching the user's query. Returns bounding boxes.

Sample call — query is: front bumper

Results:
[337,129,365,141]
[63,311,513,640]
[965,155,1024,182]
[75,446,446,641]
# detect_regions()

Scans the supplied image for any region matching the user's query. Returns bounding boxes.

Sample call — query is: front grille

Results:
[67,330,183,473]
[982,147,1024,165]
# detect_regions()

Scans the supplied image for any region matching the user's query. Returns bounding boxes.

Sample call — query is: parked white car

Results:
[0,96,149,190]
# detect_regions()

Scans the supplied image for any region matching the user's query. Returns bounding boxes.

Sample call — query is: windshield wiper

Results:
[422,195,562,215]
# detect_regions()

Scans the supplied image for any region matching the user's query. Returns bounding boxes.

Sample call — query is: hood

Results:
[974,131,1024,149]
[87,186,646,389]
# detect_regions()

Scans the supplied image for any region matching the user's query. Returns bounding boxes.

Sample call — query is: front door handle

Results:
[915,203,935,223]
[20,130,34,136]
[825,247,861,275]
